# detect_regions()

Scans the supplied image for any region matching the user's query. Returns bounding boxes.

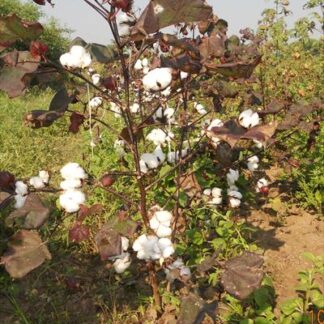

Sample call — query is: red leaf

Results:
[0,171,15,192]
[30,41,48,59]
[69,112,85,134]
[102,77,117,91]
[69,222,90,243]
[100,174,115,187]
[77,204,104,221]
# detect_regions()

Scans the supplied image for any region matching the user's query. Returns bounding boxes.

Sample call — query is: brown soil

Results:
[249,207,324,313]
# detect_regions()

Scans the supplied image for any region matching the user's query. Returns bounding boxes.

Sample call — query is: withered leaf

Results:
[69,222,90,243]
[24,110,64,128]
[180,172,201,198]
[6,193,50,229]
[49,87,71,112]
[1,230,51,279]
[95,224,122,260]
[221,252,264,300]
[132,0,212,37]
[78,203,103,221]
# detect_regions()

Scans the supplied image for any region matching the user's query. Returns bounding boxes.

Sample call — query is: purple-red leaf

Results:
[0,171,15,192]
[24,110,64,128]
[69,222,90,243]
[69,112,85,134]
[1,230,51,279]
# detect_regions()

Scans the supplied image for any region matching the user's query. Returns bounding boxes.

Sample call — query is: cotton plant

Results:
[60,45,92,69]
[59,163,87,213]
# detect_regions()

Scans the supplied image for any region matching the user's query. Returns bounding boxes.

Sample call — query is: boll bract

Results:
[239,109,260,128]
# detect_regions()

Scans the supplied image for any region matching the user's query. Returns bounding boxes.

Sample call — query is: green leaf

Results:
[280,298,302,316]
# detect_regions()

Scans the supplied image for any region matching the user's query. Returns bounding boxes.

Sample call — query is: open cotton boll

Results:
[142,68,172,91]
[134,59,143,70]
[80,52,92,69]
[226,169,239,185]
[207,119,224,131]
[212,187,222,198]
[60,162,87,180]
[228,190,243,200]
[113,253,131,273]
[29,176,45,189]
[158,238,175,258]
[15,181,28,196]
[141,153,160,169]
[140,160,149,174]
[180,71,189,79]
[39,170,49,184]
[195,103,207,115]
[133,234,159,260]
[253,139,263,149]
[209,197,223,205]
[91,73,101,85]
[228,184,239,192]
[116,12,135,37]
[154,146,166,163]
[203,188,212,196]
[142,58,149,67]
[60,179,82,190]
[121,236,129,251]
[60,53,72,67]
[14,195,27,209]
[155,210,172,224]
[161,86,171,97]
[59,190,85,213]
[149,216,160,230]
[239,109,260,128]
[156,225,172,238]
[256,178,268,192]
[114,139,126,157]
[89,97,103,109]
[70,45,87,59]
[130,103,140,113]
[229,197,241,208]
[111,102,122,118]
[247,159,259,172]
[146,129,167,146]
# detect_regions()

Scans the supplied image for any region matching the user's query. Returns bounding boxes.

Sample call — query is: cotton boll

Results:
[39,170,49,184]
[142,68,172,91]
[239,109,260,128]
[150,216,160,230]
[15,181,28,196]
[114,140,126,157]
[180,71,188,79]
[253,139,264,149]
[130,103,140,113]
[141,153,159,169]
[256,178,269,192]
[59,190,85,213]
[60,53,72,67]
[113,253,131,273]
[155,210,172,223]
[228,184,239,192]
[247,161,259,171]
[229,197,241,208]
[228,190,243,200]
[92,73,101,85]
[121,236,129,251]
[207,119,224,131]
[14,194,27,209]
[142,58,149,67]
[210,197,223,205]
[116,12,135,37]
[70,45,87,59]
[89,97,103,109]
[212,187,222,198]
[111,102,121,118]
[226,169,239,185]
[60,179,82,190]
[162,245,175,258]
[153,146,166,164]
[156,225,172,238]
[167,152,176,164]
[134,59,143,70]
[80,52,92,68]
[29,176,45,189]
[180,266,191,278]
[143,67,150,74]
[161,86,171,97]
[60,163,87,180]
[164,107,175,122]
[203,188,212,196]
[139,159,149,174]
[146,129,167,146]
[195,103,207,115]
